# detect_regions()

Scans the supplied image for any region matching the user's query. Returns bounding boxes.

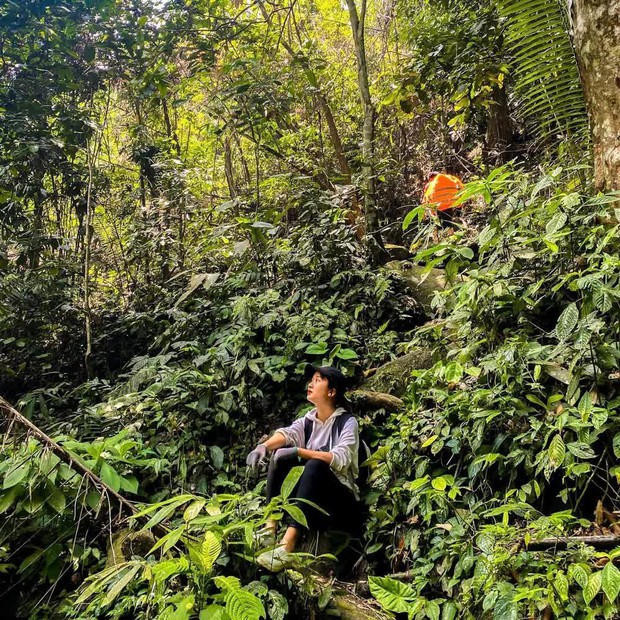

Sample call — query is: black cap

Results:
[304,364,350,404]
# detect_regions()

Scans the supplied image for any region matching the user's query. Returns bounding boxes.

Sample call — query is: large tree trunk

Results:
[571,0,620,191]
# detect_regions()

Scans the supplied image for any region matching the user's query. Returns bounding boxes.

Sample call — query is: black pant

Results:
[266,453,360,533]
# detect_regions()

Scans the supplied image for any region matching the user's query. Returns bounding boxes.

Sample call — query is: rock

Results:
[326,587,390,620]
[385,260,447,315]
[361,349,433,397]
[287,569,390,620]
[105,528,156,567]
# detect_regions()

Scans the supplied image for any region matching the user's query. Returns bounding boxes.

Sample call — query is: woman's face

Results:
[306,371,335,405]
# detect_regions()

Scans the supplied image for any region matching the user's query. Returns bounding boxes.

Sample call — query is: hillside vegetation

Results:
[1,0,620,619]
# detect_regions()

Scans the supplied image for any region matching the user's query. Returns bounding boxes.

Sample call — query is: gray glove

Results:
[272,446,298,465]
[246,444,268,469]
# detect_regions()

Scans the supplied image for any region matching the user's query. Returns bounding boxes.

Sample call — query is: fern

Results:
[496,0,589,144]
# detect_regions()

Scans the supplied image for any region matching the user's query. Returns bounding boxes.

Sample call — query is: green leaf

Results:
[556,303,579,341]
[281,466,303,500]
[283,504,308,528]
[569,563,589,588]
[105,563,143,605]
[336,348,358,360]
[546,210,567,235]
[566,442,596,459]
[210,446,225,469]
[555,570,569,601]
[431,477,447,491]
[100,462,121,493]
[189,531,222,573]
[426,600,441,620]
[493,594,518,620]
[266,590,288,620]
[149,526,185,555]
[444,362,463,383]
[441,601,458,620]
[47,487,66,514]
[421,435,439,448]
[199,605,230,620]
[184,500,206,522]
[602,562,620,602]
[578,392,592,416]
[613,433,620,460]
[120,475,139,494]
[214,576,242,591]
[548,434,566,468]
[0,487,19,513]
[306,342,328,355]
[583,570,602,605]
[368,576,416,613]
[403,206,425,230]
[224,588,266,620]
[3,463,30,489]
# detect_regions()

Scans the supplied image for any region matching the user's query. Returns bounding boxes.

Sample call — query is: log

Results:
[348,390,404,412]
[526,534,620,551]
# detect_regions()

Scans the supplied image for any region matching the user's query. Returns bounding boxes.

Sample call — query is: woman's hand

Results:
[246,444,268,469]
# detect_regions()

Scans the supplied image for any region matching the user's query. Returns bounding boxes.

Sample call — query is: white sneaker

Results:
[256,545,296,572]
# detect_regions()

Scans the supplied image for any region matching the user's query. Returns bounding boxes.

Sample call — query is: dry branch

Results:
[0,395,136,516]
[526,534,620,550]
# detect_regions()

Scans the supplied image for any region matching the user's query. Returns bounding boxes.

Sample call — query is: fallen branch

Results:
[0,395,136,516]
[526,534,620,550]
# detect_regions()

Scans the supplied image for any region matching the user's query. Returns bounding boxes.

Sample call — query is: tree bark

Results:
[485,85,513,164]
[224,136,238,199]
[345,0,388,262]
[571,0,620,191]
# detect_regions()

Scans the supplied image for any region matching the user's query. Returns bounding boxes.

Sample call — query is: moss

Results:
[362,349,433,397]
[385,260,447,315]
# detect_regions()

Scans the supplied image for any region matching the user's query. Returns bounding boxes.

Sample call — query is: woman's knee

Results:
[303,458,330,477]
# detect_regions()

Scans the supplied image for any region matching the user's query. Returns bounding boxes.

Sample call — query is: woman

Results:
[246,364,360,571]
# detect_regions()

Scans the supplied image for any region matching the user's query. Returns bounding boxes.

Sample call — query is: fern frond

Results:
[497,0,589,144]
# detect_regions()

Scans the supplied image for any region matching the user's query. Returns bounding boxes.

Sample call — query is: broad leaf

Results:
[225,588,266,620]
[601,562,620,602]
[548,434,565,468]
[3,463,29,489]
[368,576,416,613]
[556,303,578,341]
[583,570,602,605]
[281,466,303,500]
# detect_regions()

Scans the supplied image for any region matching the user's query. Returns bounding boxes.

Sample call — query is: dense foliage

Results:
[1,0,620,619]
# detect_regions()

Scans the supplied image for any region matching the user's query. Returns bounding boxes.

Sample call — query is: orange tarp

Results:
[422,173,465,211]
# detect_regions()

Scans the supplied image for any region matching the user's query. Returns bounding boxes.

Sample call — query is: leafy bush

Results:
[366,165,620,618]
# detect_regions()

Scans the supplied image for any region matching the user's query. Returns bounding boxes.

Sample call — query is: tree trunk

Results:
[571,0,620,191]
[224,136,238,199]
[345,0,388,262]
[485,85,513,164]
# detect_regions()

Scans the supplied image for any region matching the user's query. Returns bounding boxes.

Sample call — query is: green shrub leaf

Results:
[368,576,416,613]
